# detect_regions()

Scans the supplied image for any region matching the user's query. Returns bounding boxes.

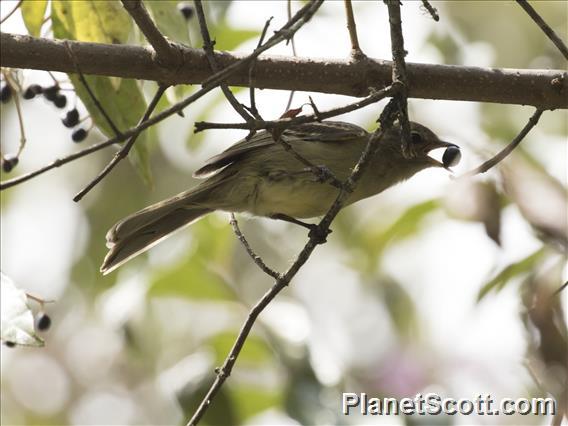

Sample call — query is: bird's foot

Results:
[308,224,332,244]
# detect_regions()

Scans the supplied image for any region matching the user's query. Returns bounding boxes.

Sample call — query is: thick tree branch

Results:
[2,32,566,109]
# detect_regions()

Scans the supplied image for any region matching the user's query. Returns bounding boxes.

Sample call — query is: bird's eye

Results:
[410,132,423,144]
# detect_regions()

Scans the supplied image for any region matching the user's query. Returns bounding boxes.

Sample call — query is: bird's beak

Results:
[426,141,461,169]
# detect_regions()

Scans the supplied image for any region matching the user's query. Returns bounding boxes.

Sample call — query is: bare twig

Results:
[516,0,568,60]
[193,0,254,125]
[1,2,324,192]
[248,17,273,119]
[187,100,398,426]
[0,0,23,24]
[3,32,567,109]
[1,70,26,156]
[229,214,280,280]
[64,42,123,138]
[421,0,439,22]
[73,84,168,202]
[385,0,412,157]
[460,108,544,177]
[344,0,365,58]
[195,85,395,133]
[121,0,182,67]
[283,0,297,113]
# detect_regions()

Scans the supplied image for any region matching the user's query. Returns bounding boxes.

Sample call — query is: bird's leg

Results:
[269,213,331,244]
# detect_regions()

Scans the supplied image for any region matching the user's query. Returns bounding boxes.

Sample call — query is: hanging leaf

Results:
[21,0,48,37]
[51,0,152,185]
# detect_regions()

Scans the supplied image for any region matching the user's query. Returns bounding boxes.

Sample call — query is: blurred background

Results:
[1,1,566,425]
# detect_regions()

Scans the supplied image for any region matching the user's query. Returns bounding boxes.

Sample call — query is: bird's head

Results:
[382,121,461,170]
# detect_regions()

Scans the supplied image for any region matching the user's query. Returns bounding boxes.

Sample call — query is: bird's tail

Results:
[100,194,212,275]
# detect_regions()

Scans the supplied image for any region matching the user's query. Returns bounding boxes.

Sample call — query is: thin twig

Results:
[73,84,168,201]
[64,42,123,138]
[195,85,395,133]
[229,214,281,280]
[0,0,23,24]
[385,0,412,157]
[283,0,297,113]
[194,0,254,125]
[460,108,544,177]
[187,100,398,426]
[421,0,439,22]
[516,0,568,60]
[121,0,182,66]
[1,70,26,156]
[1,1,324,192]
[249,17,273,119]
[344,0,365,58]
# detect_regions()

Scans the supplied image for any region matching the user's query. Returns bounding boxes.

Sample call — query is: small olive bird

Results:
[101,121,460,274]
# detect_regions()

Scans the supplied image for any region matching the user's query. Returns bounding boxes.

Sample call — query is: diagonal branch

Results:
[193,0,255,124]
[2,32,566,109]
[516,0,568,60]
[73,84,168,201]
[460,108,544,177]
[121,0,182,67]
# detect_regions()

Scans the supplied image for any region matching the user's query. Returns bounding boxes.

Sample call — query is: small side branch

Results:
[421,0,439,22]
[385,1,412,156]
[229,214,281,280]
[516,0,568,60]
[344,0,365,58]
[121,0,182,67]
[460,108,544,177]
[193,0,255,125]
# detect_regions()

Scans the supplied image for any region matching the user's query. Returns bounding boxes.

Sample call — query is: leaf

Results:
[21,0,47,37]
[1,273,44,347]
[145,0,191,45]
[51,1,152,185]
[477,248,547,301]
[207,332,274,365]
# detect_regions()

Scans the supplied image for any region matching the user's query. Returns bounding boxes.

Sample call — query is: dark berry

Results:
[23,84,43,99]
[178,3,194,20]
[442,146,462,168]
[1,155,19,173]
[35,312,52,331]
[72,128,88,142]
[53,93,67,108]
[0,84,12,103]
[4,341,16,348]
[62,108,80,128]
[43,85,60,101]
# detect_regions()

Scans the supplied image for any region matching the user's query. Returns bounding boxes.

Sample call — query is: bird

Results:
[100,120,460,274]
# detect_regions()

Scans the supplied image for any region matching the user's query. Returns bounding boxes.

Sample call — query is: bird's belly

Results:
[250,178,339,218]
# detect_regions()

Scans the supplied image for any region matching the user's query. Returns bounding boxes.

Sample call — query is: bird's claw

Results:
[308,225,332,244]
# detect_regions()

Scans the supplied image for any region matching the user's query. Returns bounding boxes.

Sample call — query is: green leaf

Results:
[21,0,47,37]
[145,0,191,45]
[207,332,274,365]
[51,1,152,185]
[477,247,547,301]
[1,273,44,347]
[214,26,259,51]
[232,385,283,421]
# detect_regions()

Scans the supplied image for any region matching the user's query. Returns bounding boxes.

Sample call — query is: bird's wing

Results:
[193,121,368,178]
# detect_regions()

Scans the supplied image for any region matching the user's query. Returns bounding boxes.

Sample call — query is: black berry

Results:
[43,85,60,101]
[178,3,194,20]
[53,93,67,109]
[2,155,19,173]
[35,312,52,331]
[0,84,12,103]
[62,108,80,128]
[4,341,16,348]
[72,128,88,142]
[23,84,43,99]
[442,146,462,168]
